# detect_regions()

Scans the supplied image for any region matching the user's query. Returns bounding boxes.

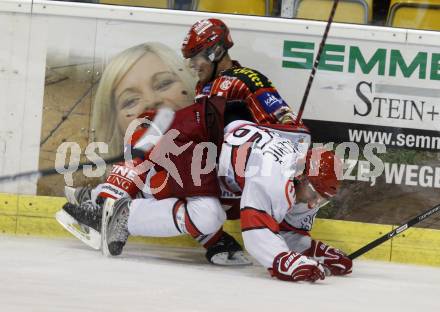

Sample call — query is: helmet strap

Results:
[207,45,227,81]
[208,44,225,62]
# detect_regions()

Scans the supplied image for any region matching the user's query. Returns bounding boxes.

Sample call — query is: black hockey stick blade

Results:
[348,203,440,260]
[294,0,340,126]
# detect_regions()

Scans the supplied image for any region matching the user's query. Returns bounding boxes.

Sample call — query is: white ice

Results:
[1,235,439,312]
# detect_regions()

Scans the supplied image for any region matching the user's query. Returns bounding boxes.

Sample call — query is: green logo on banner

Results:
[282,40,440,80]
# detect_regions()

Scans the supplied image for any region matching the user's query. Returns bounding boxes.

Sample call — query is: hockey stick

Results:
[0,107,175,184]
[348,203,440,260]
[294,0,340,126]
[0,155,124,185]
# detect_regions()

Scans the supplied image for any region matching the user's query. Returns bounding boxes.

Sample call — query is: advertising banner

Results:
[2,1,439,229]
[277,34,440,228]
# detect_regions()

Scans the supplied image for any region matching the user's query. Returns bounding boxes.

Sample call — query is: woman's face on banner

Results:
[114,52,193,134]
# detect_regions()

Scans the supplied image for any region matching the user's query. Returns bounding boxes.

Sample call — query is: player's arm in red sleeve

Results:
[223,67,301,125]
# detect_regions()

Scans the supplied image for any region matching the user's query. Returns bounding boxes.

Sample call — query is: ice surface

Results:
[0,235,439,312]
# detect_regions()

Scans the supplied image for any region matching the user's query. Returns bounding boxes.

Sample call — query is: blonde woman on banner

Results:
[92,42,197,158]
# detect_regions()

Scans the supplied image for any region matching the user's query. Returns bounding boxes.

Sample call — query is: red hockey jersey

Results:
[195,61,294,124]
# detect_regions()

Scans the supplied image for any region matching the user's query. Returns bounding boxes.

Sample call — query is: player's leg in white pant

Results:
[127,196,226,237]
[184,196,226,237]
[125,196,249,265]
[128,197,182,237]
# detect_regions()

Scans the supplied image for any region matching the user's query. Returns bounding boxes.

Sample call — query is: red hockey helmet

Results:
[181,18,234,59]
[305,148,342,198]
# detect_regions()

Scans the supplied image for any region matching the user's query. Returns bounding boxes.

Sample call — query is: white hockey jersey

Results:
[218,121,317,268]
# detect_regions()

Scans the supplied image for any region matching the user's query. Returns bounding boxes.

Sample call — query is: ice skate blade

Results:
[55,210,101,250]
[101,198,116,257]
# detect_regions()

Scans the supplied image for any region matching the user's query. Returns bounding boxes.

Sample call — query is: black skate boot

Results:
[62,186,104,231]
[56,197,103,250]
[205,232,252,266]
[62,200,102,232]
[103,197,131,256]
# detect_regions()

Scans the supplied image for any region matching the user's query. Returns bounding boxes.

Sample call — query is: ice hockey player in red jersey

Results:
[182,18,298,125]
[178,17,303,262]
[60,97,252,265]
[101,114,352,282]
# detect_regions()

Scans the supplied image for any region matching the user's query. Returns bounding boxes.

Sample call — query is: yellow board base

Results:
[1,193,440,266]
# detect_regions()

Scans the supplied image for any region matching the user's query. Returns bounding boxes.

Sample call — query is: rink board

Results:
[1,193,439,267]
[1,0,440,269]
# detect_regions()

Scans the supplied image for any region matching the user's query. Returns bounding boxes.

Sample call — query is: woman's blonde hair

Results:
[92,42,196,158]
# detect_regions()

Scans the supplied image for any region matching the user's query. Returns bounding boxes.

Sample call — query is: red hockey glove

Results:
[99,158,148,200]
[304,240,353,276]
[271,251,325,282]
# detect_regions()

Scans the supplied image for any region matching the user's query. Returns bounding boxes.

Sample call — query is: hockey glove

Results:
[304,240,353,276]
[272,251,325,282]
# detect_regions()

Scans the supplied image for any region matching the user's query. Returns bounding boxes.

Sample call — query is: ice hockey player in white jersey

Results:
[217,121,352,280]
[102,120,352,282]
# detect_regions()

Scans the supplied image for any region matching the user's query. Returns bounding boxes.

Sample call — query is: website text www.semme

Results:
[348,129,440,150]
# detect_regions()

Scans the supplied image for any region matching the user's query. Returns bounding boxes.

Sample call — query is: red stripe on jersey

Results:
[284,179,296,208]
[248,95,273,123]
[229,78,239,98]
[231,144,252,190]
[279,220,311,236]
[184,204,203,237]
[241,207,280,234]
[236,81,246,99]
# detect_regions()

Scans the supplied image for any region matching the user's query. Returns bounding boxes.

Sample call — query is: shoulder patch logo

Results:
[264,94,282,107]
[220,79,233,91]
[256,91,285,113]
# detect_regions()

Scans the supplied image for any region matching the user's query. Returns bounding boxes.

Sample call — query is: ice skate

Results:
[55,201,102,250]
[102,197,131,256]
[205,232,252,266]
[55,187,103,250]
